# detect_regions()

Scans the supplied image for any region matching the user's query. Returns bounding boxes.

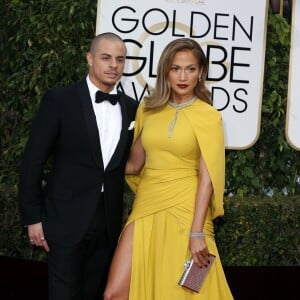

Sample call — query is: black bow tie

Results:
[95,90,119,105]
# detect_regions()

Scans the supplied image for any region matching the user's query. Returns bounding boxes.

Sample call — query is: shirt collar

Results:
[86,75,118,100]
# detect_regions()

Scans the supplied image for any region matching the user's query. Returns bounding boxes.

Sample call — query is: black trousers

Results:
[47,194,114,300]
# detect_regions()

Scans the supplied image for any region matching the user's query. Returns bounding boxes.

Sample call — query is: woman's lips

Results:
[177,84,188,88]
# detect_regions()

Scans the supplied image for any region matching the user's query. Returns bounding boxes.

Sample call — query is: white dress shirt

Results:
[86,75,122,171]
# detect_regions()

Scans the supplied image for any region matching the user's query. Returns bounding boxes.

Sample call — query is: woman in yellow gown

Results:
[104,38,233,300]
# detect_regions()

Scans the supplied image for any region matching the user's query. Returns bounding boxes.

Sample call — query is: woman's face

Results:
[167,49,201,103]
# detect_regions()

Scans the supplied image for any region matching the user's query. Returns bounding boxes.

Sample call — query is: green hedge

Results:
[215,196,300,266]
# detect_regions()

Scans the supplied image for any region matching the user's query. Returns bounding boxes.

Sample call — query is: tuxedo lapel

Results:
[106,94,129,172]
[77,81,104,170]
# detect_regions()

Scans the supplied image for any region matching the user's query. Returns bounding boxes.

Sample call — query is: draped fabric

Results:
[125,100,233,299]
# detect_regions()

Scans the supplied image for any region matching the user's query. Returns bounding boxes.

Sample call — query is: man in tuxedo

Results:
[18,32,138,300]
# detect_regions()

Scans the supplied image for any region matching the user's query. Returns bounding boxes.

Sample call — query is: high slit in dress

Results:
[125,100,233,299]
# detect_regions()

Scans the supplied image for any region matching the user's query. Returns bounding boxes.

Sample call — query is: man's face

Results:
[86,38,126,92]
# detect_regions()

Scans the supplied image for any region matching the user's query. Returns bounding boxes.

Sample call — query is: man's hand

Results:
[28,222,49,252]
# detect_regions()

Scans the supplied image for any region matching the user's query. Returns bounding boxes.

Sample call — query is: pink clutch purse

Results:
[178,254,215,293]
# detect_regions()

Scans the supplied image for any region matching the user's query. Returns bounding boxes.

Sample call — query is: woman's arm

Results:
[125,134,145,175]
[189,154,213,266]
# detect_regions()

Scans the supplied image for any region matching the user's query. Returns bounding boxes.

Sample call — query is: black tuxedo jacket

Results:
[19,79,138,247]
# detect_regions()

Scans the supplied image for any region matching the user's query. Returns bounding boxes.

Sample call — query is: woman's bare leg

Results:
[103,222,134,300]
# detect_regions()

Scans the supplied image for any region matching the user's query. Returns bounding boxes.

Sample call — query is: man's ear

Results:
[86,51,93,67]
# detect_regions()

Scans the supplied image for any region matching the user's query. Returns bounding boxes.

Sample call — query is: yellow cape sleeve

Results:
[183,100,225,219]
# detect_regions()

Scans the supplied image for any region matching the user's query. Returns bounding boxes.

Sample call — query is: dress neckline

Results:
[168,97,197,109]
[167,97,197,138]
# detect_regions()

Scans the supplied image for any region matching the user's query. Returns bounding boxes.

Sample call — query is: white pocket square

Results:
[128,121,135,130]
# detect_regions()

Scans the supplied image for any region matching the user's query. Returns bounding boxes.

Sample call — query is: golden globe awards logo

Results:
[108,6,254,113]
[96,0,268,149]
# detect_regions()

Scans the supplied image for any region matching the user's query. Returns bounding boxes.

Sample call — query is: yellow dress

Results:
[126,99,234,299]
